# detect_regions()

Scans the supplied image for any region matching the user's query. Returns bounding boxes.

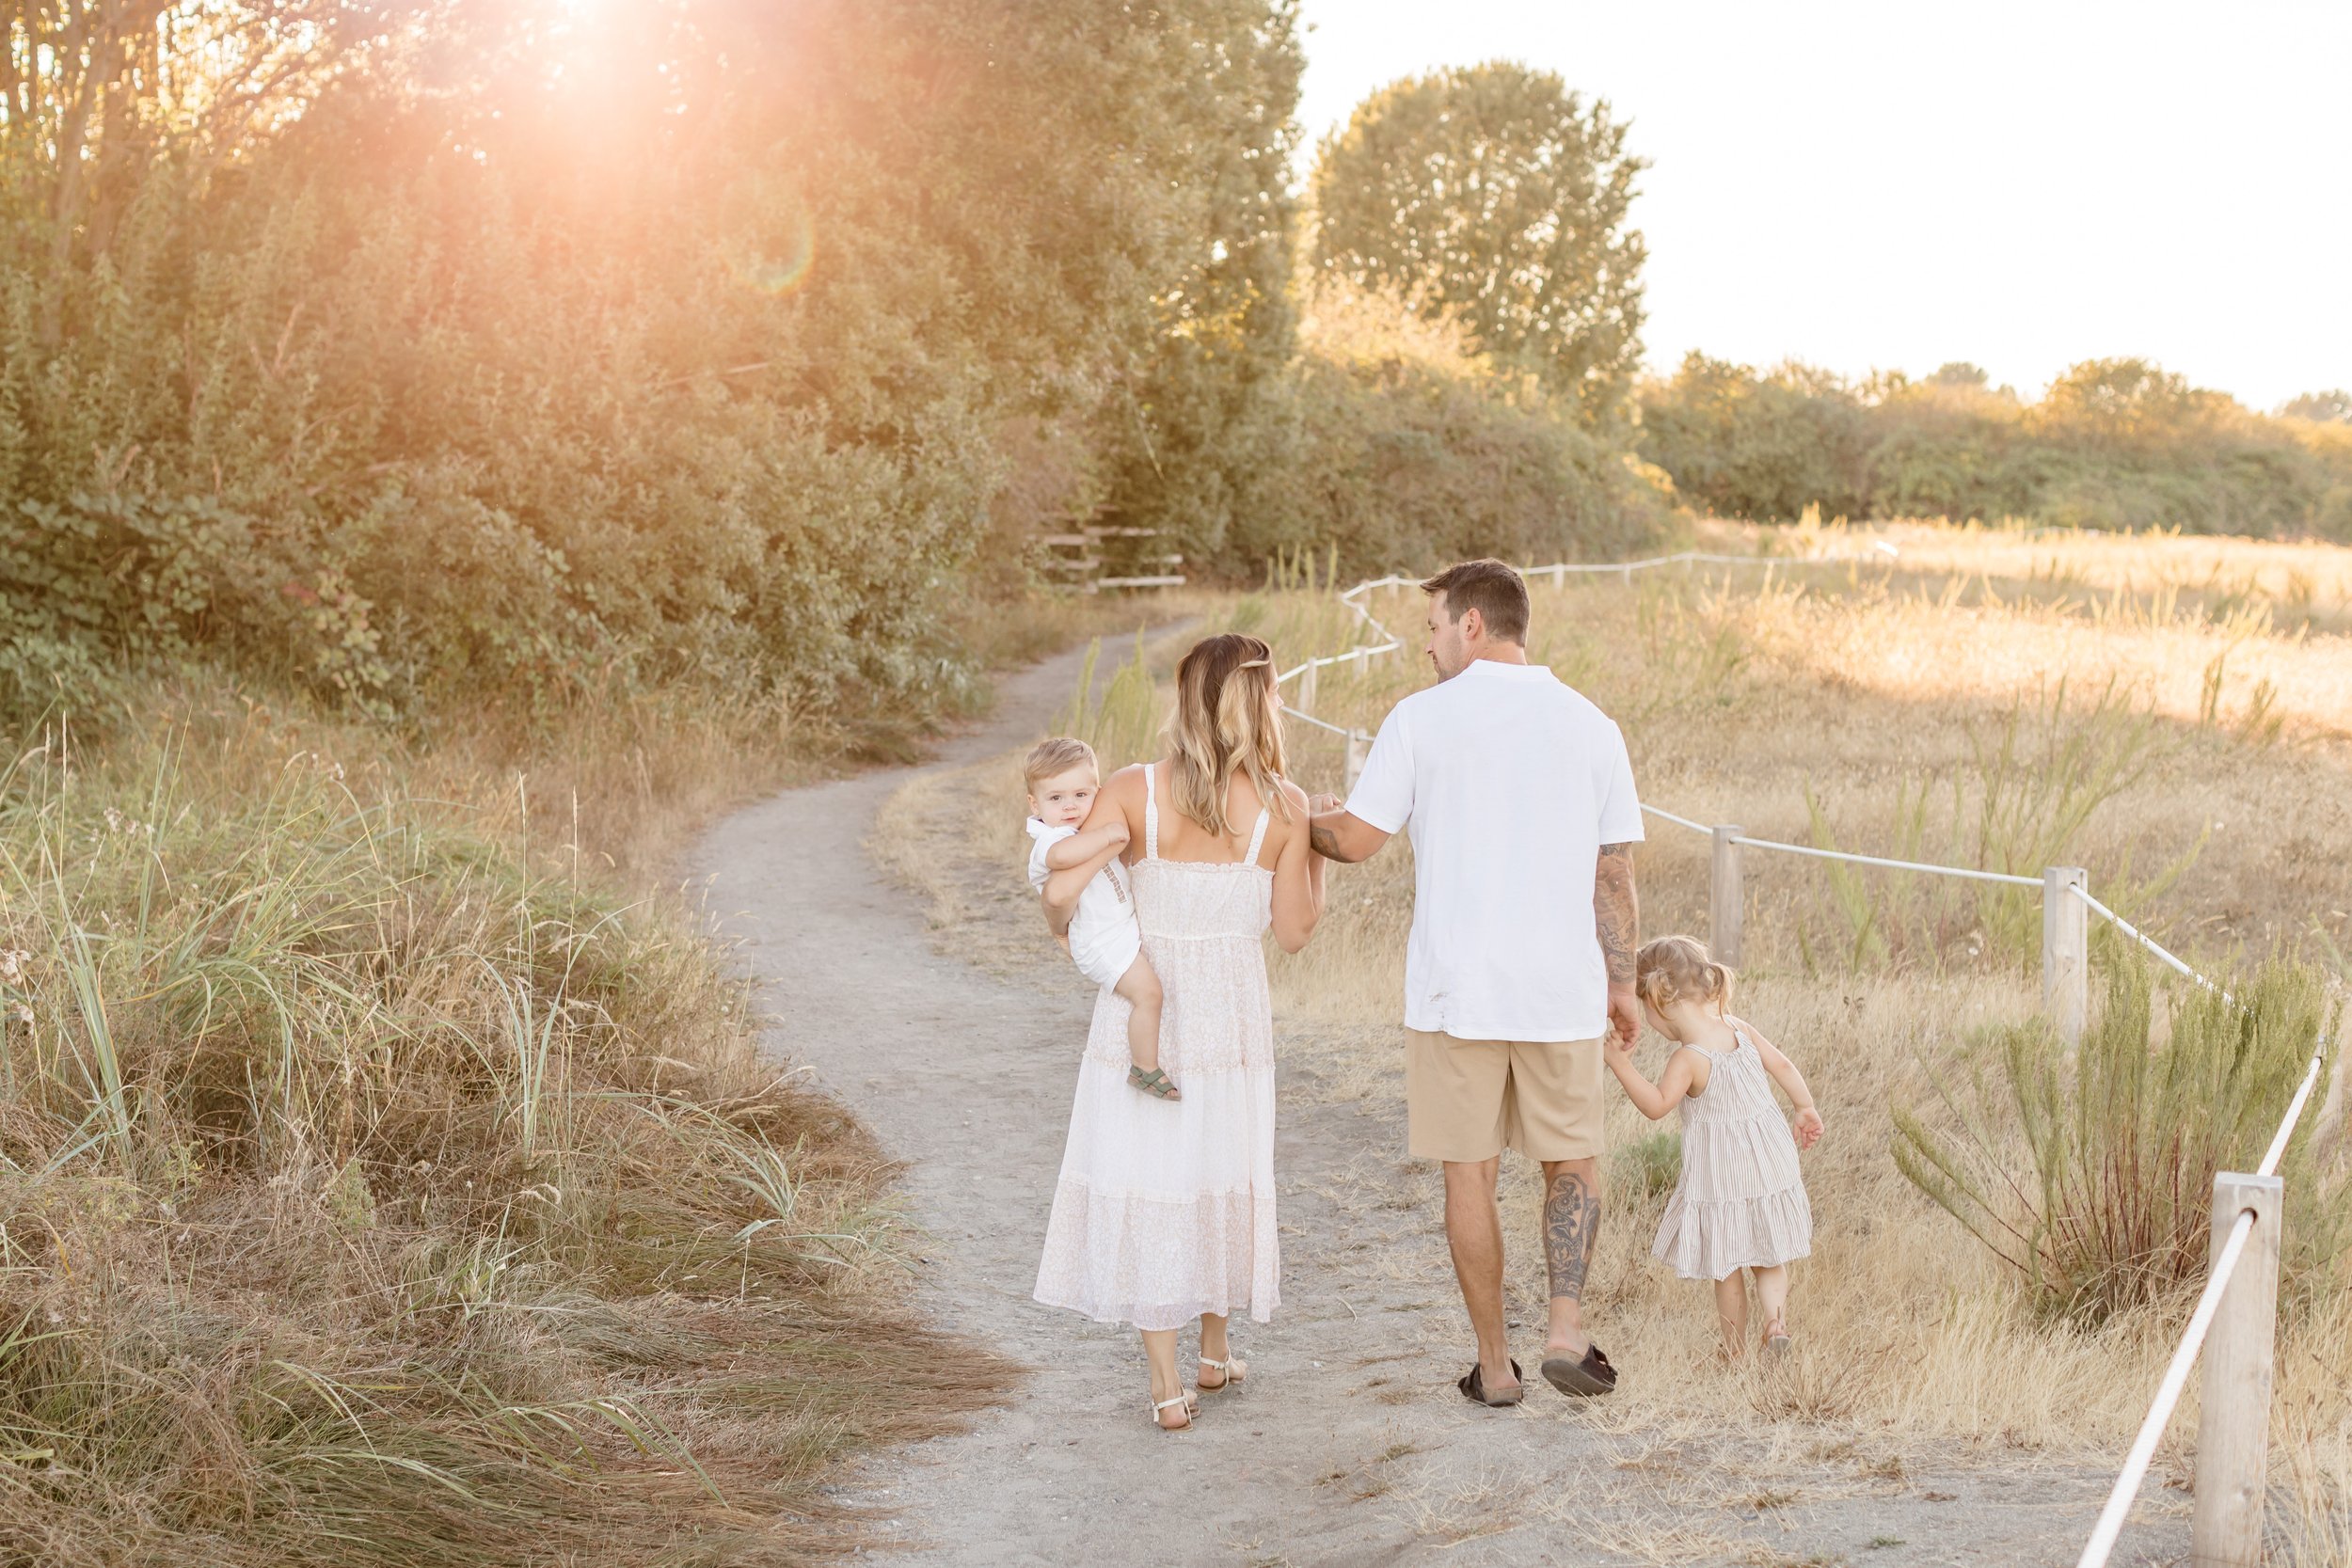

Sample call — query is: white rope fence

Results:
[1272,545,2337,1566]
[2074,1031,2328,1568]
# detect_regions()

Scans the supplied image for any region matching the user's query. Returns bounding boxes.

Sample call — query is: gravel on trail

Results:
[686,640,2185,1568]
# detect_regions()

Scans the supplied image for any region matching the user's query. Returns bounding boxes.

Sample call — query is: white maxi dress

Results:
[1033,764,1281,1330]
[1651,1026,1813,1281]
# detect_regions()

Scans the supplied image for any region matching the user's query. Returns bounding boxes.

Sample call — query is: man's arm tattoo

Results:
[1544,1165,1601,1303]
[1595,844,1639,984]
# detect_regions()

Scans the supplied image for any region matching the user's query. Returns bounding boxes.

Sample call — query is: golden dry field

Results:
[882,520,2352,1561]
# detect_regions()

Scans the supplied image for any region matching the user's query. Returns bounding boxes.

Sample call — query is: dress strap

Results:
[1243,803,1271,868]
[1141,761,1160,860]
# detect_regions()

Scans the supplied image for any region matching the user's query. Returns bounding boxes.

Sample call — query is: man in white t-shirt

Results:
[1309,559,1643,1407]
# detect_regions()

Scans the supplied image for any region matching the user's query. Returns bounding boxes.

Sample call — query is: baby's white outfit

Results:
[1025,819,1143,989]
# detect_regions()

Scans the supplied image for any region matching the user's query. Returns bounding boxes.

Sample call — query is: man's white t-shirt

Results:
[1344,658,1644,1043]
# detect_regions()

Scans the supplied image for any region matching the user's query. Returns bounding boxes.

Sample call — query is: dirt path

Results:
[686,641,2185,1568]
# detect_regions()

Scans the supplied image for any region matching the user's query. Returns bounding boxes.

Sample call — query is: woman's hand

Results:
[1791,1106,1824,1149]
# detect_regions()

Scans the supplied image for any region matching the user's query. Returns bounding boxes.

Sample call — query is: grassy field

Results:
[0,577,1167,1565]
[882,520,2352,1561]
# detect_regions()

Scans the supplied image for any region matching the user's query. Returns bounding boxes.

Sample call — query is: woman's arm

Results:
[1041,768,1141,934]
[1269,781,1326,954]
[1605,1040,1702,1121]
[1731,1016,1824,1148]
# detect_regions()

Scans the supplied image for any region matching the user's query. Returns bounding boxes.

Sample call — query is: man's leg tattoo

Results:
[1545,1166,1600,1302]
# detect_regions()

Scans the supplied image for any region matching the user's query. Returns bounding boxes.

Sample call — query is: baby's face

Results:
[1029,766,1099,829]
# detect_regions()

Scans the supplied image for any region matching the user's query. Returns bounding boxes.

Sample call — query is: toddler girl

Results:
[1022,737,1172,1099]
[1605,935,1822,1359]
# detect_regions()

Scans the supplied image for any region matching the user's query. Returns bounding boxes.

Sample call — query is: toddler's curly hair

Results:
[1635,933,1734,1013]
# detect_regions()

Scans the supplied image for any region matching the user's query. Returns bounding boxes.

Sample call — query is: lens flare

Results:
[730,203,816,298]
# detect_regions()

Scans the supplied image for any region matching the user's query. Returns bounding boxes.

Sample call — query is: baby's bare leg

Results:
[1111,955,1166,1082]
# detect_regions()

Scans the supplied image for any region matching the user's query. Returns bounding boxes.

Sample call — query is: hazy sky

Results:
[1294,0,2350,409]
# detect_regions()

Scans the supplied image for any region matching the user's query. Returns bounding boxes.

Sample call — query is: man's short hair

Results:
[1023,736,1099,790]
[1421,559,1530,644]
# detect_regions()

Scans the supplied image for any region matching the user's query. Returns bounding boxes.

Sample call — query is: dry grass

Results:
[883,521,2352,1561]
[0,654,1064,1565]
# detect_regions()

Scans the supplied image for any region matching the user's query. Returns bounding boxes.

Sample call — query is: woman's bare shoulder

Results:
[1099,761,1152,796]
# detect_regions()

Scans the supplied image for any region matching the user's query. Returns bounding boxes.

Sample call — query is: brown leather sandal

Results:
[1458,1359,1525,1407]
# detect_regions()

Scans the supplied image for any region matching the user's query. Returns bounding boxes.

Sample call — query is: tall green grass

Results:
[1055,634,1163,773]
[1894,959,2342,1324]
[1796,677,2199,972]
[0,690,1006,1565]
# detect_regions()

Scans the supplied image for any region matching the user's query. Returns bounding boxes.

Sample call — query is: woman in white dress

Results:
[1033,633,1326,1430]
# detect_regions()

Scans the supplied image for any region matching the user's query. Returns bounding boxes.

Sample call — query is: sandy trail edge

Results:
[684,641,2185,1568]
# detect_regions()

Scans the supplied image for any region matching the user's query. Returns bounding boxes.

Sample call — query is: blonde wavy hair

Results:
[1636,934,1735,1014]
[1167,633,1291,841]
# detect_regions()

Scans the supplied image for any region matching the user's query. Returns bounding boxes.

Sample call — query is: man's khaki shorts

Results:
[1405,1027,1605,1163]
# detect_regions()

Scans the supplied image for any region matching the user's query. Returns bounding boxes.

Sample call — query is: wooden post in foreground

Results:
[2193,1171,2283,1568]
[1343,730,1369,793]
[2042,866,2088,1047]
[1709,825,1744,968]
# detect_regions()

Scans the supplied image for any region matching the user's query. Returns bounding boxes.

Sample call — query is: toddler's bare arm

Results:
[1043,818,1130,871]
[1041,830,1125,911]
[1732,1016,1824,1148]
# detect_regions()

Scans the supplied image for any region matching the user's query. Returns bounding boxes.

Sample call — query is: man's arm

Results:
[1307,797,1391,863]
[1595,842,1640,1045]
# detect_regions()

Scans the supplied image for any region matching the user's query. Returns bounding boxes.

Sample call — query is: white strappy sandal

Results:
[1150,1392,1196,1431]
[1198,1354,1247,1393]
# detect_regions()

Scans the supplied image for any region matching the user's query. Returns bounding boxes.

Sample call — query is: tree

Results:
[1634,354,1867,522]
[1099,0,1306,568]
[2034,357,2225,449]
[1310,61,1646,428]
[2281,389,2352,424]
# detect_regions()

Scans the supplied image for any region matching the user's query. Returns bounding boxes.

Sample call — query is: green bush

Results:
[1613,1130,1684,1203]
[1894,958,2342,1324]
[0,2,1311,729]
[1638,354,2352,539]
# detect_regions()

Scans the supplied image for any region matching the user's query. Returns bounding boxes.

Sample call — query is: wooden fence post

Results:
[2193,1171,2283,1568]
[1296,659,1319,716]
[2042,866,2088,1047]
[1343,730,1369,793]
[1710,825,1744,967]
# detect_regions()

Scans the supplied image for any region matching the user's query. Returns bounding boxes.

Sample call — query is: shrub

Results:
[0,690,1008,1561]
[1893,959,2342,1324]
[1222,283,1669,578]
[1613,1130,1683,1202]
[1636,354,2352,539]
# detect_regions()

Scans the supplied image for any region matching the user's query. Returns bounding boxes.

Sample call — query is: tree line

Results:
[3,4,2340,728]
[1637,355,2352,537]
[0,5,1663,726]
